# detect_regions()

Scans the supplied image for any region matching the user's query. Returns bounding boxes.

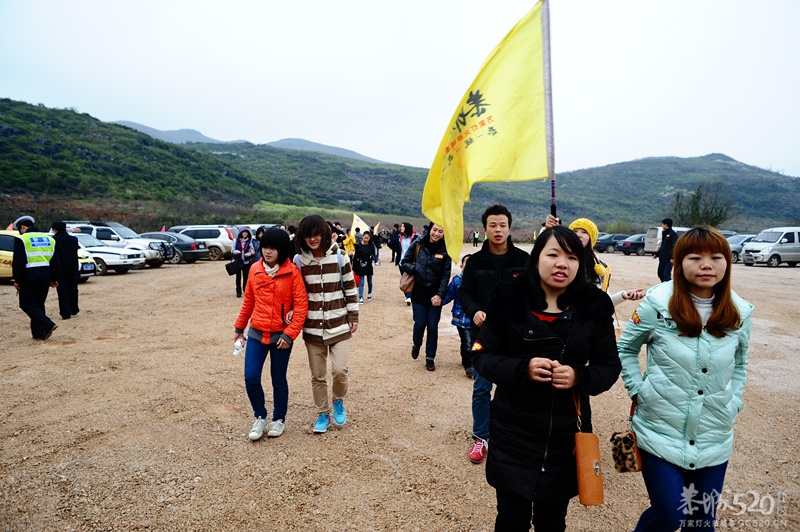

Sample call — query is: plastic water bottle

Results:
[233,338,245,356]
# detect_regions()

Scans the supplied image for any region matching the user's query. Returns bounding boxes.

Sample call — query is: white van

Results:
[741,227,800,268]
[644,226,691,255]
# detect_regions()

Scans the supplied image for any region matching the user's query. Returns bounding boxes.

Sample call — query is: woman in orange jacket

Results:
[235,228,309,441]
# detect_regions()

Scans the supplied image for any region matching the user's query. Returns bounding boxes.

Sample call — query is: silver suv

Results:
[171,225,234,261]
[742,227,800,267]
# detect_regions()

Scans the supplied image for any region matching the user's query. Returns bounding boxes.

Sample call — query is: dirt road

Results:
[1,245,798,530]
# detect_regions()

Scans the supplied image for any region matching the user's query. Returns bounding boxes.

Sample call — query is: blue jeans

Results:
[412,302,442,360]
[469,325,492,441]
[243,337,292,421]
[457,326,472,368]
[358,275,373,300]
[634,449,728,532]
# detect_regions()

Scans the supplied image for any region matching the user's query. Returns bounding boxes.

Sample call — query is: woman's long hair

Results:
[400,222,414,238]
[526,226,587,311]
[296,215,332,255]
[669,226,740,338]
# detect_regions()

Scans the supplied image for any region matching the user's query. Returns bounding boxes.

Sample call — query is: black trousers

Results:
[235,262,252,295]
[56,270,80,318]
[495,490,569,532]
[19,279,56,339]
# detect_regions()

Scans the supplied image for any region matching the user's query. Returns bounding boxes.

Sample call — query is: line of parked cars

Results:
[591,225,800,268]
[0,221,281,283]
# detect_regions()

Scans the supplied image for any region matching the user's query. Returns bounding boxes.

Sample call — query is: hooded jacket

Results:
[617,281,753,470]
[472,274,620,502]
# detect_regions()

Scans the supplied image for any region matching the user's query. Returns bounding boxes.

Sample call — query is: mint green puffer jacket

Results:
[617,282,753,470]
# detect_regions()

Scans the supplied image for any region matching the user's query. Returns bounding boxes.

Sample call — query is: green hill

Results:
[1,98,798,234]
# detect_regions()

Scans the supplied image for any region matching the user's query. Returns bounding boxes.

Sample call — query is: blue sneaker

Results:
[332,399,347,426]
[313,414,330,433]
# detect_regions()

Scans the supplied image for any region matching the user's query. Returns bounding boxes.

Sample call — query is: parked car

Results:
[615,234,647,255]
[0,230,17,281]
[74,233,146,274]
[726,234,756,264]
[1,230,96,281]
[171,225,234,261]
[65,221,173,268]
[139,232,210,264]
[742,227,800,267]
[594,234,629,253]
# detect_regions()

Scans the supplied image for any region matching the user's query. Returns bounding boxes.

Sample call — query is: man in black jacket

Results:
[52,221,81,319]
[12,215,60,340]
[459,204,529,464]
[654,217,678,282]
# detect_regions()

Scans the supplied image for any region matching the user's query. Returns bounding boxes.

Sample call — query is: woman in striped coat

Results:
[294,215,360,434]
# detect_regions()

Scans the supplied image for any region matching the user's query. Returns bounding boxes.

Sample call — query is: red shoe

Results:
[469,438,488,464]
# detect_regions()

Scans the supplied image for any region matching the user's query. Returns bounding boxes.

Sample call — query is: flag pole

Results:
[541,0,556,218]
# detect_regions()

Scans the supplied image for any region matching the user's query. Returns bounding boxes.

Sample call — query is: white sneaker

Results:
[249,417,268,441]
[359,298,364,304]
[405,296,411,306]
[267,419,285,437]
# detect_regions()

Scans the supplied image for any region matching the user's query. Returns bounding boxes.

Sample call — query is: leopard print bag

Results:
[610,400,642,473]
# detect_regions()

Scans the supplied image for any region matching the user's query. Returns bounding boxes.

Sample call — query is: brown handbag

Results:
[573,390,604,506]
[398,243,419,293]
[610,400,643,473]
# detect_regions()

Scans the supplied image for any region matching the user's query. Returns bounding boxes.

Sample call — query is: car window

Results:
[0,235,15,252]
[783,232,795,244]
[96,228,116,240]
[144,233,168,241]
[183,230,199,239]
[753,231,781,243]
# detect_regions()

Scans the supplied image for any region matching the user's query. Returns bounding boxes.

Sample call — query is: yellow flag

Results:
[351,213,370,235]
[422,1,552,262]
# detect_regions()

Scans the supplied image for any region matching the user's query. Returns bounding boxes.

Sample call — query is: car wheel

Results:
[767,255,781,268]
[146,259,164,268]
[113,267,131,274]
[788,262,798,267]
[636,247,645,256]
[606,245,615,254]
[95,258,108,276]
[168,250,183,264]
[208,247,223,261]
[731,251,740,264]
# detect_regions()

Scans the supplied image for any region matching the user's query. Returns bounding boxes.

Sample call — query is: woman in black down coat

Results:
[400,222,451,371]
[472,226,620,531]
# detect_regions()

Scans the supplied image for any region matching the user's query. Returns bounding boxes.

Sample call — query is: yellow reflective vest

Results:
[20,232,56,268]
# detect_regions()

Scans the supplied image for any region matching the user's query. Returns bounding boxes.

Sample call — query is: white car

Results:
[65,221,173,267]
[74,233,146,275]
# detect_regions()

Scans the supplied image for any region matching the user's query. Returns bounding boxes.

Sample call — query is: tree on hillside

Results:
[671,181,732,227]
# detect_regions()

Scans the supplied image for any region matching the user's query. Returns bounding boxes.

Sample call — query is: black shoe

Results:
[426,359,435,371]
[42,325,58,341]
[465,367,474,379]
[236,292,242,298]
[411,345,420,360]
[61,315,71,320]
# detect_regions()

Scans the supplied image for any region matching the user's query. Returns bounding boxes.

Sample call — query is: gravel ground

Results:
[1,244,798,531]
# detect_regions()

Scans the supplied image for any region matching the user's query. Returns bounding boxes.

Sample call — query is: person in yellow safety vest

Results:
[12,215,61,341]
[342,228,356,258]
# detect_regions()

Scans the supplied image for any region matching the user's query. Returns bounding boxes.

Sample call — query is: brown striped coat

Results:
[295,243,359,345]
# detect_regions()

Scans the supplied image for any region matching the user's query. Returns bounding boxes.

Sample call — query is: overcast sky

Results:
[2,0,799,177]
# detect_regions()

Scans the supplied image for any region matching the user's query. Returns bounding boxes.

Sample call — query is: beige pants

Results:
[305,339,350,414]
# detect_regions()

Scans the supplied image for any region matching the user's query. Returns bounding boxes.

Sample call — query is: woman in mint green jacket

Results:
[618,227,753,532]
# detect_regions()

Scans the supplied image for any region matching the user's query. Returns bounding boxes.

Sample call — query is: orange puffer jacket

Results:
[235,258,308,342]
